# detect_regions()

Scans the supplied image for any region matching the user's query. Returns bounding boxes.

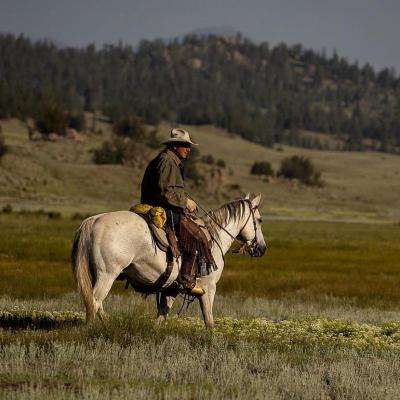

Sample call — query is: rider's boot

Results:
[178,251,205,296]
[190,278,205,296]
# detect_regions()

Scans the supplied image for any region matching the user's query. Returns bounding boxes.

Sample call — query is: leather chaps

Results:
[177,213,215,290]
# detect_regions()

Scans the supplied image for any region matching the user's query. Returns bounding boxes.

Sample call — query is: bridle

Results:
[189,196,260,257]
[237,200,259,254]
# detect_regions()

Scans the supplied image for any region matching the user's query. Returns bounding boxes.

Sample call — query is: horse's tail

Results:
[71,216,99,322]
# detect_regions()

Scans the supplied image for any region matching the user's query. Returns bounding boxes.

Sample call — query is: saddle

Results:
[148,215,212,255]
[130,205,212,256]
[148,223,169,252]
[121,206,215,294]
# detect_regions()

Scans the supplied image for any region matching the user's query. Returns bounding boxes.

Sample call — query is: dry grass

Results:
[185,123,400,221]
[1,295,400,399]
[2,332,399,399]
[0,118,134,215]
[1,118,400,221]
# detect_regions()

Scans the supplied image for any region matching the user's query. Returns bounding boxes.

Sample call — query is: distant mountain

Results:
[0,32,399,153]
[183,26,241,39]
[165,26,241,44]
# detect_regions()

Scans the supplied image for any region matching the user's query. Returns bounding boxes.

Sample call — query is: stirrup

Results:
[190,279,205,296]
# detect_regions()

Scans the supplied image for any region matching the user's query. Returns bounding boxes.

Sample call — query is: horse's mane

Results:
[202,198,248,238]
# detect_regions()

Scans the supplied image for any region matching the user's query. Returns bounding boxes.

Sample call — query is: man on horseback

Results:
[140,128,206,296]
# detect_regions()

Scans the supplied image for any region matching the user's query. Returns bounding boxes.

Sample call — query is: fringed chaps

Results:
[177,214,216,290]
[179,214,215,266]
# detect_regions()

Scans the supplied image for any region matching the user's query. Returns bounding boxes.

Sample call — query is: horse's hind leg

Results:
[156,291,178,325]
[93,271,115,321]
[97,304,108,321]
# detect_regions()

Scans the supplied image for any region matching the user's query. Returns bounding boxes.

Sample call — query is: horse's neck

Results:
[215,211,249,255]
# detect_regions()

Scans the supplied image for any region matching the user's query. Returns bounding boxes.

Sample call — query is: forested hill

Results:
[1,33,399,152]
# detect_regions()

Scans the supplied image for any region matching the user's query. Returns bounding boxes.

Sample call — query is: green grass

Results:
[222,220,400,308]
[0,214,399,308]
[3,308,400,352]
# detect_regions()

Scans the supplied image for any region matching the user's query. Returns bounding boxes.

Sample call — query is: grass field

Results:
[1,296,400,399]
[1,213,399,307]
[1,118,400,221]
[0,214,399,398]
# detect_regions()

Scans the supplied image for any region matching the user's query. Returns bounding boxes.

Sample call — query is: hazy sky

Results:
[1,0,399,72]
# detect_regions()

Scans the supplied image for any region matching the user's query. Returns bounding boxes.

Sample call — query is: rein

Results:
[186,194,258,256]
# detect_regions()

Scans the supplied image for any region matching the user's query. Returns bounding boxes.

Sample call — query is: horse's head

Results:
[237,193,267,257]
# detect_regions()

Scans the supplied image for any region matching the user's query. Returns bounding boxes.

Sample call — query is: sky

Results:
[0,0,399,73]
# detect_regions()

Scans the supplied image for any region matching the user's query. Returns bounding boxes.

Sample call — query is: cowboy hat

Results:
[161,128,198,146]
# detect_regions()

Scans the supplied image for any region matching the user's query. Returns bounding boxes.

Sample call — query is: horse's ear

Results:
[251,193,262,208]
[244,193,251,200]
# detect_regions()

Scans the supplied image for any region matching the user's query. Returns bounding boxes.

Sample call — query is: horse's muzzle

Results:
[249,243,267,257]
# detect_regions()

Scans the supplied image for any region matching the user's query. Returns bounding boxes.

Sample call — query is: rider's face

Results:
[174,145,191,159]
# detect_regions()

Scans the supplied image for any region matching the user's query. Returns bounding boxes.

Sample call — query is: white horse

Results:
[71,194,267,328]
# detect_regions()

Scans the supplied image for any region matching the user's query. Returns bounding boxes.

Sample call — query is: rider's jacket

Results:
[140,149,187,211]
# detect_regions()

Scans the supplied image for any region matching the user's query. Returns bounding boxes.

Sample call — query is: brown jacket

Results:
[140,150,187,209]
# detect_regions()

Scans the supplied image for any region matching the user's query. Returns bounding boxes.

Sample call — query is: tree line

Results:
[0,33,399,152]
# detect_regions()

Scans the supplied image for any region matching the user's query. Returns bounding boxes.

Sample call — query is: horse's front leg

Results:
[199,280,216,328]
[156,291,178,326]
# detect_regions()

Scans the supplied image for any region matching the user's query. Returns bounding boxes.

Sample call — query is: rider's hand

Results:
[186,198,198,213]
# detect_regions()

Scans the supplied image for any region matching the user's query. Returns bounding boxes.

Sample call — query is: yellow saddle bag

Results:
[131,204,167,229]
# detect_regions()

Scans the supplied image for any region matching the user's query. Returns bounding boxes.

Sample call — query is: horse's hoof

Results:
[98,312,109,322]
[155,316,166,327]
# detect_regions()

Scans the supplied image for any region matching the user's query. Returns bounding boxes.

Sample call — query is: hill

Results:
[1,33,400,153]
[1,118,399,222]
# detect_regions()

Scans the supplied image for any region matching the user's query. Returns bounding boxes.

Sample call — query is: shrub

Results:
[19,209,46,217]
[185,147,202,181]
[146,128,160,149]
[216,159,226,168]
[278,155,323,186]
[47,211,62,219]
[1,204,12,213]
[67,112,85,131]
[250,161,274,176]
[93,137,146,165]
[93,139,124,164]
[71,212,92,221]
[0,133,7,158]
[122,140,147,165]
[201,154,215,165]
[35,103,68,136]
[1,207,62,218]
[228,183,241,191]
[185,162,201,181]
[113,115,146,140]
